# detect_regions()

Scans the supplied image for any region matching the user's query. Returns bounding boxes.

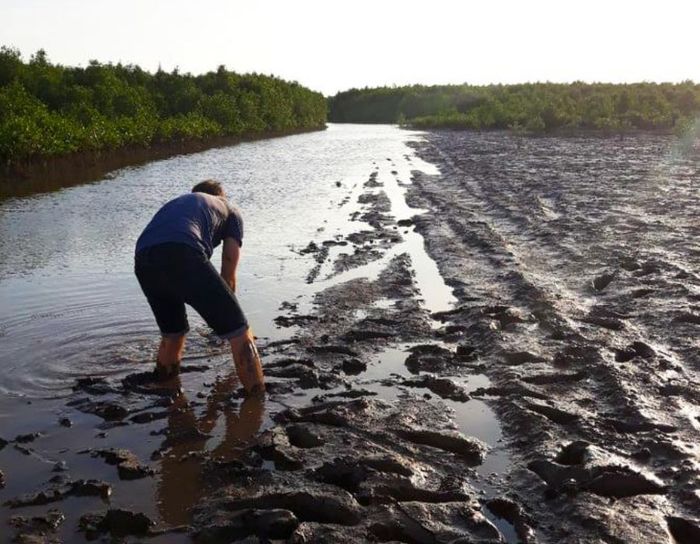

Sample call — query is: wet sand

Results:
[1,128,699,543]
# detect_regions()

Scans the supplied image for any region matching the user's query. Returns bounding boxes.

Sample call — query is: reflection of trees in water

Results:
[156,371,264,526]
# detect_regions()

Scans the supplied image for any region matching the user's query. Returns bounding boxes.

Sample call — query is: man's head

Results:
[192,179,225,197]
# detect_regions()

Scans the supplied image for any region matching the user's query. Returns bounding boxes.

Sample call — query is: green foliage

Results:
[157,113,222,141]
[328,82,700,133]
[0,49,326,164]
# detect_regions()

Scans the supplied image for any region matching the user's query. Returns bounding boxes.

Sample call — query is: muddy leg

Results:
[157,335,185,378]
[229,328,265,394]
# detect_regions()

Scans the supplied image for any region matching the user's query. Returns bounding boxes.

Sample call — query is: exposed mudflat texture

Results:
[2,128,698,543]
[0,135,520,543]
[406,131,700,543]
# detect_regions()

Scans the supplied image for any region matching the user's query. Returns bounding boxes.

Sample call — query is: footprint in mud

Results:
[631,287,655,298]
[528,459,666,499]
[521,371,586,385]
[591,271,617,291]
[485,498,534,543]
[667,516,700,544]
[401,375,471,402]
[613,340,656,362]
[500,351,545,366]
[79,509,156,539]
[674,311,700,325]
[522,401,579,425]
[394,428,486,465]
[404,344,455,374]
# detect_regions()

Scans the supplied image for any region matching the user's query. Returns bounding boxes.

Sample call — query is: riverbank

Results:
[328,82,700,133]
[0,126,325,200]
[0,48,328,200]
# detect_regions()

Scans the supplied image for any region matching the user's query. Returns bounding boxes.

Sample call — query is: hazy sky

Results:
[2,0,698,95]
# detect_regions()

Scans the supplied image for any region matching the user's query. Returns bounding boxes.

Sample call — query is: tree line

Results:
[0,47,327,165]
[328,82,700,133]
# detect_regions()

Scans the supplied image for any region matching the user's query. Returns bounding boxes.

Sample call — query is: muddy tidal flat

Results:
[0,125,699,543]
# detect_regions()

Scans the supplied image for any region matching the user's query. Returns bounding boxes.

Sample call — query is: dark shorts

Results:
[135,243,248,339]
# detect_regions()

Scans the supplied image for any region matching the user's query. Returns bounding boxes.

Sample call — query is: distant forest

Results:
[0,48,326,165]
[328,82,700,133]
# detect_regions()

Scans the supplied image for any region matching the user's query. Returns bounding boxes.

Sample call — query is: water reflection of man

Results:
[157,372,265,526]
[134,180,265,393]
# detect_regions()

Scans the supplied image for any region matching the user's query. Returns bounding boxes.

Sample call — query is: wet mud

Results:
[404,131,700,543]
[1,129,698,543]
[0,142,515,543]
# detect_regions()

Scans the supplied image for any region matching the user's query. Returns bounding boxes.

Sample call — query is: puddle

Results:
[361,345,509,476]
[483,504,521,544]
[269,138,456,325]
[312,161,457,315]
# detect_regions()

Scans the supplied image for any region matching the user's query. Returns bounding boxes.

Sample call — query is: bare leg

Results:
[229,328,265,394]
[157,335,186,378]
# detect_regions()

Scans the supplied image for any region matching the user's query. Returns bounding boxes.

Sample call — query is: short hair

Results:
[192,179,224,196]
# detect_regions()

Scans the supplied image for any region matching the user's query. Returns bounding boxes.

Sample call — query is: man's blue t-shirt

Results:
[135,192,244,258]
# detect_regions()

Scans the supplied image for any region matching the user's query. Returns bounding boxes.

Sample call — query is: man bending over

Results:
[134,179,264,393]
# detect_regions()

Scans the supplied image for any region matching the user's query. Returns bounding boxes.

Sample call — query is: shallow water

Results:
[0,124,443,399]
[7,125,694,542]
[1,124,518,542]
[359,344,506,475]
[315,163,458,315]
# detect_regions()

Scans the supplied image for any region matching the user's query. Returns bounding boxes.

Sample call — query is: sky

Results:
[1,0,698,96]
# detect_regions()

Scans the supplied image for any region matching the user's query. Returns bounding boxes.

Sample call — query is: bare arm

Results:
[221,237,241,292]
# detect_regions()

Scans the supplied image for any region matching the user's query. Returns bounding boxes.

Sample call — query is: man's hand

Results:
[221,237,241,292]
